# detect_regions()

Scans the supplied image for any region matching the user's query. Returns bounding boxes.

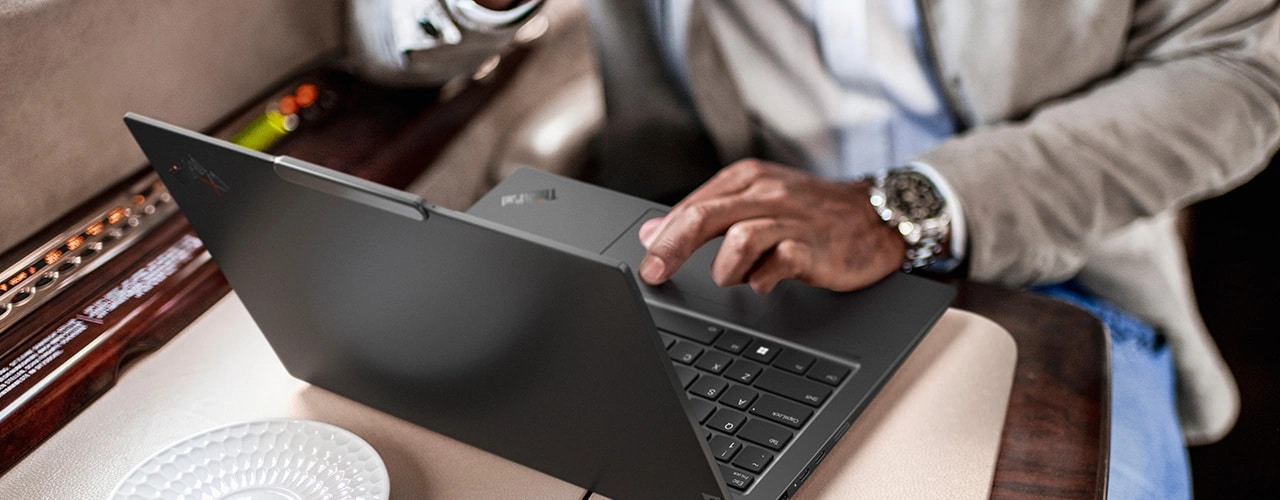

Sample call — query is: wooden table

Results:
[0,50,1108,498]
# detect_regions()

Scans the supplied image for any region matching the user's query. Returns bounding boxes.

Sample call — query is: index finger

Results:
[638,195,775,285]
[643,159,769,247]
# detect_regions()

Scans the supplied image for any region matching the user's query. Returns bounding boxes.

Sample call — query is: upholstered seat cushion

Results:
[0,0,343,253]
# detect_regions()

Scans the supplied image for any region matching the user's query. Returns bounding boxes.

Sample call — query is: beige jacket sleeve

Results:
[918,0,1280,286]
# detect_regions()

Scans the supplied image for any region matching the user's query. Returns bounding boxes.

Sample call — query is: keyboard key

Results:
[672,364,700,389]
[719,464,755,491]
[651,307,724,344]
[694,350,733,374]
[737,419,793,451]
[708,435,742,462]
[706,408,747,434]
[744,340,782,364]
[686,396,716,424]
[668,341,703,365]
[749,394,813,429]
[689,376,729,400]
[659,332,678,349]
[755,369,832,407]
[808,358,857,386]
[724,359,764,384]
[731,446,774,473]
[772,349,816,375]
[719,385,759,410]
[713,330,752,354]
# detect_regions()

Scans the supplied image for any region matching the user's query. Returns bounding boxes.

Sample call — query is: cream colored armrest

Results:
[0,293,1015,500]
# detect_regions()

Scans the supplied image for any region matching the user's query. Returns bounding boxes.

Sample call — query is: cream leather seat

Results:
[0,0,343,254]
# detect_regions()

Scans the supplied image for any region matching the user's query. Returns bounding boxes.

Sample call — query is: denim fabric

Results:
[1033,282,1192,500]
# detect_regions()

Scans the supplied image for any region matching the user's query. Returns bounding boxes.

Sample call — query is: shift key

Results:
[755,369,832,407]
[749,394,813,429]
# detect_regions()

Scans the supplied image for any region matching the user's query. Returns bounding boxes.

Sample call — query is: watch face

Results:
[888,171,944,219]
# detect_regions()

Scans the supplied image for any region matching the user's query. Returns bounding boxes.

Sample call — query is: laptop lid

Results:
[123,113,735,499]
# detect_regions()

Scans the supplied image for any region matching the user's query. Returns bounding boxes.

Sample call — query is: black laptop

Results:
[125,113,954,500]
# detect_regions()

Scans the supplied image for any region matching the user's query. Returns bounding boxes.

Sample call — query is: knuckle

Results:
[776,239,801,260]
[726,223,756,247]
[736,159,766,179]
[776,241,807,276]
[684,203,716,232]
[760,179,788,200]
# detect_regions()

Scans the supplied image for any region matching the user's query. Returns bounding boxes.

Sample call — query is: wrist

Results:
[906,161,966,274]
[867,166,954,273]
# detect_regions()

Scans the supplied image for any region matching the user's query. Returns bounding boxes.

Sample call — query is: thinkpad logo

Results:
[168,155,229,197]
[500,188,556,207]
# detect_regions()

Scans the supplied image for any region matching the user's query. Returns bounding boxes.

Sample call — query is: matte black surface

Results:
[124,114,733,500]
[471,167,957,499]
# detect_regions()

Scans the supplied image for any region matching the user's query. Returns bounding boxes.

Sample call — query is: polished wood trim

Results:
[0,214,225,471]
[951,280,1110,499]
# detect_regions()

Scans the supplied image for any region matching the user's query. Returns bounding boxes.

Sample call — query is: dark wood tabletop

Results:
[0,46,1109,498]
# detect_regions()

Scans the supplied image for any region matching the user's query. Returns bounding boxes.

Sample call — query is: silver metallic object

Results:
[868,168,951,271]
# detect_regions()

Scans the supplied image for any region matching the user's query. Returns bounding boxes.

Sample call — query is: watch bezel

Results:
[868,168,952,271]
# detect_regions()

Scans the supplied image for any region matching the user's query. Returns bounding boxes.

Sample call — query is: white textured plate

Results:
[110,419,390,500]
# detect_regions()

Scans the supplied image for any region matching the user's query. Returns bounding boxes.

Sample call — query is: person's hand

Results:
[637,159,906,294]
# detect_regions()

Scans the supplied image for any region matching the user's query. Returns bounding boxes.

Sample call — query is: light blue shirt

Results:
[654,0,955,175]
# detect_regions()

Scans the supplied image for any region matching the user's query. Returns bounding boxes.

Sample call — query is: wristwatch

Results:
[868,167,952,271]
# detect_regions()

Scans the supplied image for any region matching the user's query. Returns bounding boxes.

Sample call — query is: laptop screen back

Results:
[124,114,734,500]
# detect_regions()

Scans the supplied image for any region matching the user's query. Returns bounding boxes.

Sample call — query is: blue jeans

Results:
[1033,283,1191,500]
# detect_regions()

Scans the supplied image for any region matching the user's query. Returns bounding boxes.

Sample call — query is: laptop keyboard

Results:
[650,307,858,492]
